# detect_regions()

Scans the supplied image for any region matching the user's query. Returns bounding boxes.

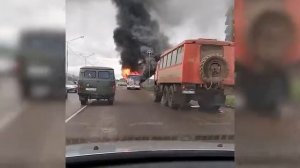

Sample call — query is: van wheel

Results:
[161,86,169,106]
[108,97,114,105]
[168,86,179,109]
[80,99,87,105]
[154,85,162,102]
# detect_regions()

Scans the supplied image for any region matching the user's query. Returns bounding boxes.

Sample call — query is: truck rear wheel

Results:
[80,98,88,105]
[154,85,162,102]
[161,86,169,106]
[178,95,191,109]
[168,86,179,109]
[198,92,224,111]
[198,100,220,111]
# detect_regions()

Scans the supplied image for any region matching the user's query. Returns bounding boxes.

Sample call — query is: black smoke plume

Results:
[112,0,169,80]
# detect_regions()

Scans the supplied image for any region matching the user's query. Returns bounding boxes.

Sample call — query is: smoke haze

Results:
[148,0,232,44]
[112,0,232,77]
[112,0,169,71]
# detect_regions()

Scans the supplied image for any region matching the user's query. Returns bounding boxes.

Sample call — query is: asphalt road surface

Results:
[66,86,234,145]
[0,76,64,167]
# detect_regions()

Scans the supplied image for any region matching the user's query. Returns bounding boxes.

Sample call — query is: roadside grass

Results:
[291,78,300,102]
[225,95,236,107]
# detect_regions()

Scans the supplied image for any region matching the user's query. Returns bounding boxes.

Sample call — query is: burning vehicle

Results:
[112,0,170,87]
[127,74,141,90]
[121,68,141,90]
[153,38,235,110]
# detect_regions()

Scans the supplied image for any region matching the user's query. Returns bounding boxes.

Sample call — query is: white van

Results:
[127,75,141,90]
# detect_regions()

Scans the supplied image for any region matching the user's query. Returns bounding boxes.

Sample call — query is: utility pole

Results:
[80,53,95,66]
[66,36,84,73]
[147,50,153,86]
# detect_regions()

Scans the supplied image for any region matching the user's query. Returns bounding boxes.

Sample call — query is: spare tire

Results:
[200,55,229,83]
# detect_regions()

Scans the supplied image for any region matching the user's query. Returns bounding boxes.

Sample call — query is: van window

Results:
[176,46,183,64]
[98,71,110,79]
[84,70,96,78]
[171,50,177,66]
[128,75,140,81]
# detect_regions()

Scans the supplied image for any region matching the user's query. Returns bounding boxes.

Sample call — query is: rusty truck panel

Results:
[157,39,234,86]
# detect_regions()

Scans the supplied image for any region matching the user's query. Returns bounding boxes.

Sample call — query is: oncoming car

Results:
[78,66,116,105]
[66,81,78,93]
[117,78,127,86]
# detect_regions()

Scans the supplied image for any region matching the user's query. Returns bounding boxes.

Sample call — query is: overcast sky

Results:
[0,0,64,47]
[1,0,231,79]
[67,0,231,79]
[67,0,120,77]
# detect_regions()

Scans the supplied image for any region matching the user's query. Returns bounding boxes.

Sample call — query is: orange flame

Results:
[122,68,140,79]
[122,68,131,78]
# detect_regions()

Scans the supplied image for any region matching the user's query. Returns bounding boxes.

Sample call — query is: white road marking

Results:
[65,105,87,123]
[0,110,20,131]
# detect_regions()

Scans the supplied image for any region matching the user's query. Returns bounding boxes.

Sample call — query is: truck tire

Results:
[200,55,229,83]
[154,85,163,102]
[198,100,220,111]
[198,92,224,111]
[161,86,169,106]
[80,98,87,105]
[168,86,179,109]
[178,95,191,110]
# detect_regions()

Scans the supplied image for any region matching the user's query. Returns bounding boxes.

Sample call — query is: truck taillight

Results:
[181,84,196,94]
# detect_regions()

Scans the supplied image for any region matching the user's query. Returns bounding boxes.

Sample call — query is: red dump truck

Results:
[153,38,235,110]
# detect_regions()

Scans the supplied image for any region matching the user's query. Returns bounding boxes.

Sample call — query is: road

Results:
[66,86,234,145]
[0,76,64,167]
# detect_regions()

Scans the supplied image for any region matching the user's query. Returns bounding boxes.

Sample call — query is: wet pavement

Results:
[66,86,234,145]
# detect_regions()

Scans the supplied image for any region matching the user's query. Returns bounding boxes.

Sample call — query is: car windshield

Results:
[128,75,140,81]
[66,0,234,155]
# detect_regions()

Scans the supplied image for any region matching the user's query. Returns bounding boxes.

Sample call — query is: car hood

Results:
[66,140,234,158]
